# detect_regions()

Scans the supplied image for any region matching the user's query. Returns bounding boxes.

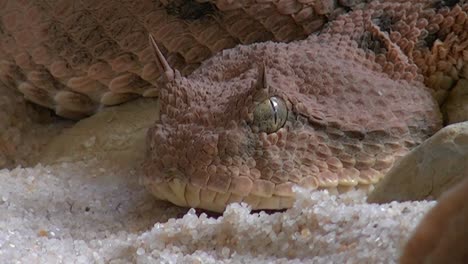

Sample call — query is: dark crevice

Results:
[0,20,4,35]
[358,32,388,55]
[433,0,461,10]
[165,0,218,21]
[357,13,397,54]
[342,6,352,12]
[336,0,373,10]
[372,15,395,33]
[423,33,439,49]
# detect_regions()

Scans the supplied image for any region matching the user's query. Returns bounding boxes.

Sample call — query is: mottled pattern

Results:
[141,1,468,212]
[0,0,351,119]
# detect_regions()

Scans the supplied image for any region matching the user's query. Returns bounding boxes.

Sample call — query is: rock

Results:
[39,98,159,173]
[400,175,468,264]
[367,122,468,203]
[442,79,468,125]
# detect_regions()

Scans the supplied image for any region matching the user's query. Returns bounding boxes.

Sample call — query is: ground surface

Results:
[0,158,434,263]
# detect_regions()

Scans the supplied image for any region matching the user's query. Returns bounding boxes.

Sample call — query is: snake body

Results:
[0,0,335,119]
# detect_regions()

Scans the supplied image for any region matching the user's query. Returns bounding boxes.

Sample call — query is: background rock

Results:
[39,98,159,173]
[400,176,468,264]
[367,122,468,203]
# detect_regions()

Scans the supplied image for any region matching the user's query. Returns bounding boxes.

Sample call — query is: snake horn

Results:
[149,34,177,82]
[253,62,270,102]
[257,62,268,89]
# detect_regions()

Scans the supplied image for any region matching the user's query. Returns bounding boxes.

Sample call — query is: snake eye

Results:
[253,96,288,133]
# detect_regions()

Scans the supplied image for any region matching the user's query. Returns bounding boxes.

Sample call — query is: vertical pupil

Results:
[269,98,277,125]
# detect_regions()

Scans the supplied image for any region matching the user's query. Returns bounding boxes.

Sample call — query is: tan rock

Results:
[442,79,468,125]
[400,175,468,264]
[39,98,159,172]
[367,122,468,203]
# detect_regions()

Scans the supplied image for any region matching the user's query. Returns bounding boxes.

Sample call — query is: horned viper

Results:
[142,1,468,212]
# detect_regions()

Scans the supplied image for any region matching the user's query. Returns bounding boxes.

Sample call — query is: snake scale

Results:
[1,0,467,212]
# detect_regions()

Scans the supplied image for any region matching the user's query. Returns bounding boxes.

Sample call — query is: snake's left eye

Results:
[252,96,288,134]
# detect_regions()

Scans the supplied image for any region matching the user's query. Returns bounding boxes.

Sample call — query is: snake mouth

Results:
[142,177,296,212]
[141,173,375,212]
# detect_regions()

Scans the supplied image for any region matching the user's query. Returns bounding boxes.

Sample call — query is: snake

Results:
[1,0,467,212]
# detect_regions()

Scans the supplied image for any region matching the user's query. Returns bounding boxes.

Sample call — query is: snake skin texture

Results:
[1,0,467,212]
[0,0,355,119]
[142,0,468,212]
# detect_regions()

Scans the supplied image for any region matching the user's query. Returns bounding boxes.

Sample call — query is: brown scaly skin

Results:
[140,1,468,212]
[0,0,347,119]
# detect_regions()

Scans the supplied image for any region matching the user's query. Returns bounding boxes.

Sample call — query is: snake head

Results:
[142,34,441,212]
[142,38,301,212]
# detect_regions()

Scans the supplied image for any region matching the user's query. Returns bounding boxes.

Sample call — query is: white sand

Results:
[0,159,434,263]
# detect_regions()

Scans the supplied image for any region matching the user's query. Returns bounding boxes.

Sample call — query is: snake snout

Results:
[142,121,280,211]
